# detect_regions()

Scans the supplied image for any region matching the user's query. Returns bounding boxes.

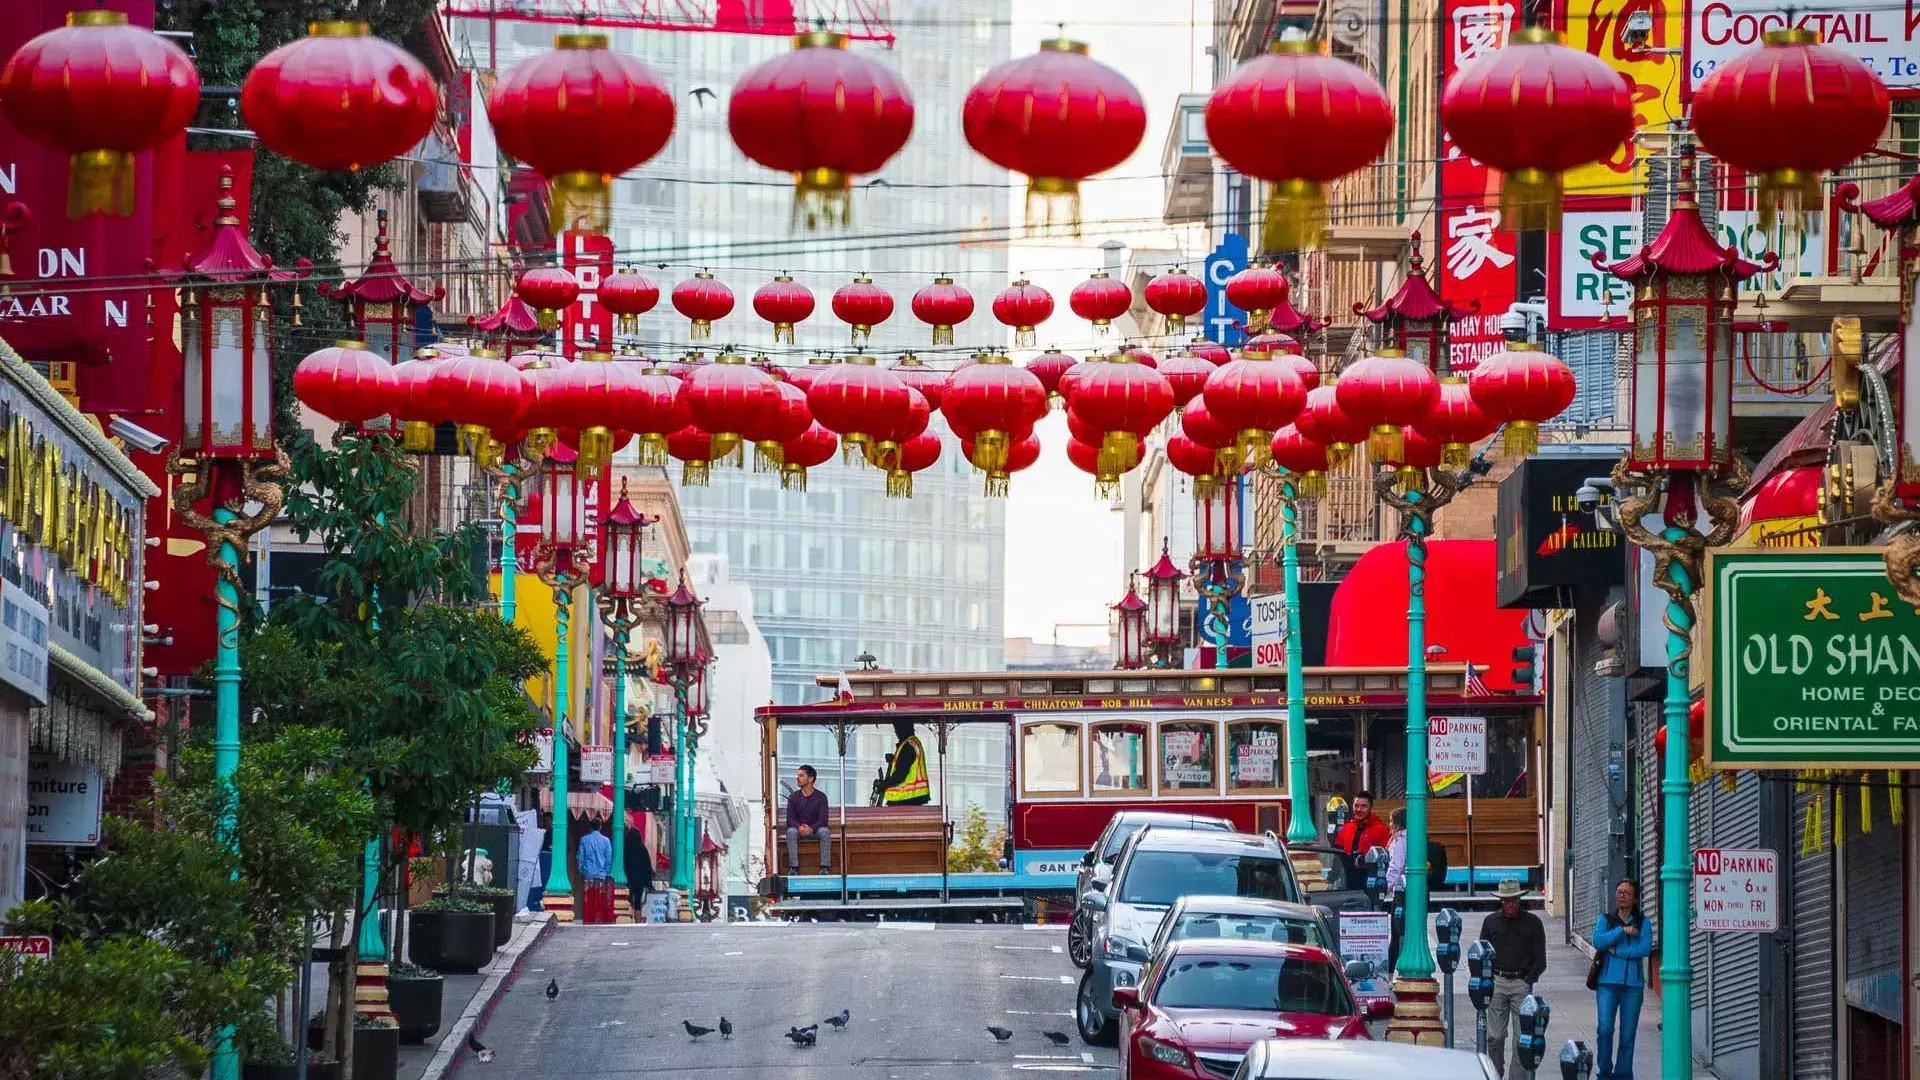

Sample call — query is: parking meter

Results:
[1465,939,1495,1055]
[1326,801,1351,847]
[1433,909,1462,1048]
[1516,995,1551,1078]
[1362,845,1388,907]
[1558,1039,1593,1080]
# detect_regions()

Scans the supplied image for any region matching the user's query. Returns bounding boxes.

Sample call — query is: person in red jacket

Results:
[1333,790,1392,881]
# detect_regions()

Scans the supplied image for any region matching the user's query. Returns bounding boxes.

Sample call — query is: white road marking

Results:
[609,942,630,946]
[1052,945,1064,954]
[1015,1055,1084,1060]
[994,945,1052,951]
[1005,1010,1076,1017]
[723,951,744,956]
[1060,974,1075,984]
[998,975,1061,982]
[1082,1053,1094,1064]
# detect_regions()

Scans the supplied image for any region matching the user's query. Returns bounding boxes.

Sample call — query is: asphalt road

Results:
[468,922,1119,1079]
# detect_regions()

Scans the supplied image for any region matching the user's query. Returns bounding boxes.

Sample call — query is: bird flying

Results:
[689,87,717,106]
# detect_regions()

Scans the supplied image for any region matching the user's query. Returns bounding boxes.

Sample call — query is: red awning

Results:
[1739,465,1821,532]
[1324,539,1532,692]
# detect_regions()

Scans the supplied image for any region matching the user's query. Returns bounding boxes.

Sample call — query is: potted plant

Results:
[242,1036,339,1080]
[385,962,444,1044]
[439,884,518,947]
[408,897,496,973]
[352,1015,401,1080]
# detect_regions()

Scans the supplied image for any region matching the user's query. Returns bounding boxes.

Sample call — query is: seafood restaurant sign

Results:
[1686,0,1920,93]
[1706,549,1920,768]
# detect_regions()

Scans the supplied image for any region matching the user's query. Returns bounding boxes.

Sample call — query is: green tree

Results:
[947,805,1008,873]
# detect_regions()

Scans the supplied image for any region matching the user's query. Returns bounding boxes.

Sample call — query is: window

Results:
[1160,721,1220,793]
[1150,955,1352,1016]
[705,609,749,645]
[1089,722,1150,795]
[1167,912,1327,950]
[1117,850,1297,906]
[1020,722,1081,797]
[1226,721,1286,794]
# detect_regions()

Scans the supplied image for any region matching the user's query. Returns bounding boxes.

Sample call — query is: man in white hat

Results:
[1479,878,1545,1078]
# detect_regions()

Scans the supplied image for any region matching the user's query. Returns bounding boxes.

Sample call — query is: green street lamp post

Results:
[597,482,658,923]
[662,575,706,898]
[533,444,591,925]
[1262,471,1324,889]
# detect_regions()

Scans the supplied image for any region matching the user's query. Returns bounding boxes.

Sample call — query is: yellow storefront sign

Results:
[1561,0,1685,198]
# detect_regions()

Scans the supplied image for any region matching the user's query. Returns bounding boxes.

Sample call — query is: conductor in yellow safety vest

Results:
[880,721,931,806]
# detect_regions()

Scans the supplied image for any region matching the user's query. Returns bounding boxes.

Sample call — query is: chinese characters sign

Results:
[1441,0,1518,372]
[1706,549,1920,767]
[1692,847,1777,933]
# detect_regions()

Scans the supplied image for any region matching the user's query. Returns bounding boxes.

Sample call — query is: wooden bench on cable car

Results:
[802,805,947,876]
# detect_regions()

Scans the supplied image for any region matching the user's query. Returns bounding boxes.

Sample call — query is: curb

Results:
[421,913,553,1080]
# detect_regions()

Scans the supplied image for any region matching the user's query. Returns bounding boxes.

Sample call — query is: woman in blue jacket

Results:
[1591,878,1653,1079]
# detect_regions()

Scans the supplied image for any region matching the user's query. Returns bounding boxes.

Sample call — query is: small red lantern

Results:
[294,341,397,424]
[1269,424,1332,500]
[1071,352,1174,475]
[672,272,735,341]
[1181,396,1241,475]
[883,430,943,498]
[624,364,689,466]
[1334,348,1440,460]
[1295,383,1370,468]
[1692,28,1891,230]
[963,37,1146,234]
[1166,432,1225,499]
[1120,347,1159,369]
[1158,349,1217,408]
[1187,339,1234,367]
[601,268,661,334]
[517,267,581,332]
[911,277,975,345]
[390,346,449,453]
[1069,271,1132,334]
[1201,346,1308,466]
[1026,348,1076,406]
[1065,436,1124,498]
[863,386,931,473]
[784,355,840,393]
[435,348,532,460]
[888,354,948,412]
[1225,265,1289,329]
[742,377,813,472]
[667,425,719,487]
[778,421,840,491]
[728,30,915,228]
[807,354,912,455]
[490,31,675,235]
[832,276,894,344]
[1143,268,1207,334]
[752,274,815,344]
[686,354,779,469]
[1413,377,1495,470]
[1439,28,1636,231]
[993,278,1055,347]
[962,429,1041,497]
[1467,343,1578,457]
[241,21,437,174]
[944,356,1048,472]
[0,9,198,217]
[1206,39,1394,252]
[1379,424,1444,493]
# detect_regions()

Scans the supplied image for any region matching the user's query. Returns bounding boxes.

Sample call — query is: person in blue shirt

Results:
[577,821,614,922]
[1591,878,1654,1080]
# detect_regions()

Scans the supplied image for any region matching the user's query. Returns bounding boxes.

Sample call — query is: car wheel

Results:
[1076,970,1117,1047]
[1067,912,1093,968]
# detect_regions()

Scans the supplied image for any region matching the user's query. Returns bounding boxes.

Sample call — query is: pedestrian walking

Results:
[1591,879,1653,1079]
[577,819,614,923]
[1479,878,1546,1079]
[623,811,652,917]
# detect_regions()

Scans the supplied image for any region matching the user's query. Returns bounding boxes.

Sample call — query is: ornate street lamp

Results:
[1354,232,1469,374]
[1189,481,1243,671]
[317,208,441,435]
[1595,145,1766,1074]
[532,443,592,924]
[1143,542,1185,669]
[662,574,707,894]
[1112,581,1148,670]
[595,483,657,924]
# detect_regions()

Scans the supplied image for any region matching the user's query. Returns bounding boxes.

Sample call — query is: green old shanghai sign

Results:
[1706,548,1920,768]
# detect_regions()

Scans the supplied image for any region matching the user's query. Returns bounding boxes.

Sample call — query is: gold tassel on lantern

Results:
[681,460,711,487]
[1093,472,1121,501]
[1441,441,1472,471]
[575,428,613,478]
[1860,775,1872,834]
[773,323,795,345]
[970,431,1010,473]
[536,306,560,332]
[1755,168,1821,238]
[1025,176,1083,239]
[474,436,505,471]
[1500,167,1565,233]
[1325,441,1354,470]
[548,170,613,236]
[793,167,852,230]
[1213,445,1245,475]
[1239,430,1272,469]
[781,463,810,491]
[1834,788,1844,848]
[754,441,783,472]
[886,469,914,498]
[402,421,436,454]
[1801,792,1821,856]
[1193,472,1219,501]
[840,434,870,466]
[710,433,744,469]
[68,149,137,218]
[637,432,667,467]
[866,440,902,472]
[1261,178,1328,254]
[1014,325,1037,349]
[1396,465,1426,494]
[983,470,1011,498]
[1503,420,1542,457]
[1098,430,1141,476]
[1297,470,1328,500]
[455,425,489,461]
[1890,772,1905,826]
[1368,425,1404,462]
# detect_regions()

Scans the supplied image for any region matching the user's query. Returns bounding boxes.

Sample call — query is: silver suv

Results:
[1075,829,1300,1046]
[1069,812,1234,968]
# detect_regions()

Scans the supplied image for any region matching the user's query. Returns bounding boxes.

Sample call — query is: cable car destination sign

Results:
[1705,549,1920,767]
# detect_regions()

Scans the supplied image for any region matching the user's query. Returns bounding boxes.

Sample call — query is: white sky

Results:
[1000,0,1214,647]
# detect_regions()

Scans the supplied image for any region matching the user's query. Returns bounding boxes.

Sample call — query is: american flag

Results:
[1465,662,1491,697]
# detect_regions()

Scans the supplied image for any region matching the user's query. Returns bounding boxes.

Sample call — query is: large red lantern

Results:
[1467,343,1578,457]
[625,364,689,466]
[1143,268,1207,333]
[1026,348,1076,406]
[241,21,437,174]
[945,356,1048,472]
[1071,353,1175,474]
[807,354,912,454]
[911,277,975,345]
[1692,28,1891,229]
[962,430,1041,497]
[601,268,661,334]
[1439,28,1636,231]
[294,341,397,425]
[1269,425,1333,500]
[673,272,735,341]
[1065,436,1125,498]
[962,37,1146,233]
[1206,39,1394,252]
[686,354,779,468]
[435,349,531,460]
[1380,425,1445,493]
[1158,349,1217,408]
[728,30,915,228]
[390,346,450,453]
[1295,383,1370,468]
[490,31,675,235]
[993,279,1055,347]
[864,387,931,473]
[832,276,894,344]
[1201,346,1308,466]
[888,354,948,411]
[778,422,839,491]
[883,431,943,498]
[549,350,628,475]
[1069,271,1133,334]
[1225,265,1289,329]
[517,267,581,332]
[752,275,815,343]
[1415,376,1497,469]
[1335,348,1440,460]
[743,377,813,471]
[0,9,198,217]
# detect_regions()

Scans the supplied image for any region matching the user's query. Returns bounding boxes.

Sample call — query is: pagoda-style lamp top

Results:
[1354,231,1473,373]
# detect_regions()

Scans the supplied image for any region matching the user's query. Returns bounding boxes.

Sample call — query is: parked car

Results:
[1070,812,1236,968]
[1230,1039,1498,1080]
[1112,940,1389,1079]
[1131,895,1336,965]
[1077,829,1300,1046]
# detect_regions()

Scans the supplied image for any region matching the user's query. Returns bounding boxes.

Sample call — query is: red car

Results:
[1112,940,1391,1080]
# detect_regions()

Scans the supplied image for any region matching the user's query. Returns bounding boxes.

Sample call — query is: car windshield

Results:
[1171,912,1325,948]
[1118,850,1295,905]
[1152,955,1354,1015]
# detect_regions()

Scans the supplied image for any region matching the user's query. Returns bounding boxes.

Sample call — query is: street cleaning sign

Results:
[1706,549,1920,768]
[1693,847,1778,933]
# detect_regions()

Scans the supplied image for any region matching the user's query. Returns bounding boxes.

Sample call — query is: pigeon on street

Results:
[545,979,559,1002]
[987,1026,1014,1042]
[823,1009,850,1030]
[784,1027,818,1046]
[684,1021,715,1040]
[466,1033,494,1063]
[1043,1031,1072,1046]
[719,1017,732,1039]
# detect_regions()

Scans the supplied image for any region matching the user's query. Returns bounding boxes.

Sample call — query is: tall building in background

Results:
[454,2,1015,834]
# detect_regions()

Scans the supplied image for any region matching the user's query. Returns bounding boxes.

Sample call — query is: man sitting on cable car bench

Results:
[786,765,833,875]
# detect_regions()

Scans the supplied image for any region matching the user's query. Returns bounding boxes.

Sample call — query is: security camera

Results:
[109,416,170,455]
[1624,10,1654,48]
[1576,484,1602,513]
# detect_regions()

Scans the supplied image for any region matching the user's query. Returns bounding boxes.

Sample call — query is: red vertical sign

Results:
[559,231,614,358]
[1440,0,1520,373]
